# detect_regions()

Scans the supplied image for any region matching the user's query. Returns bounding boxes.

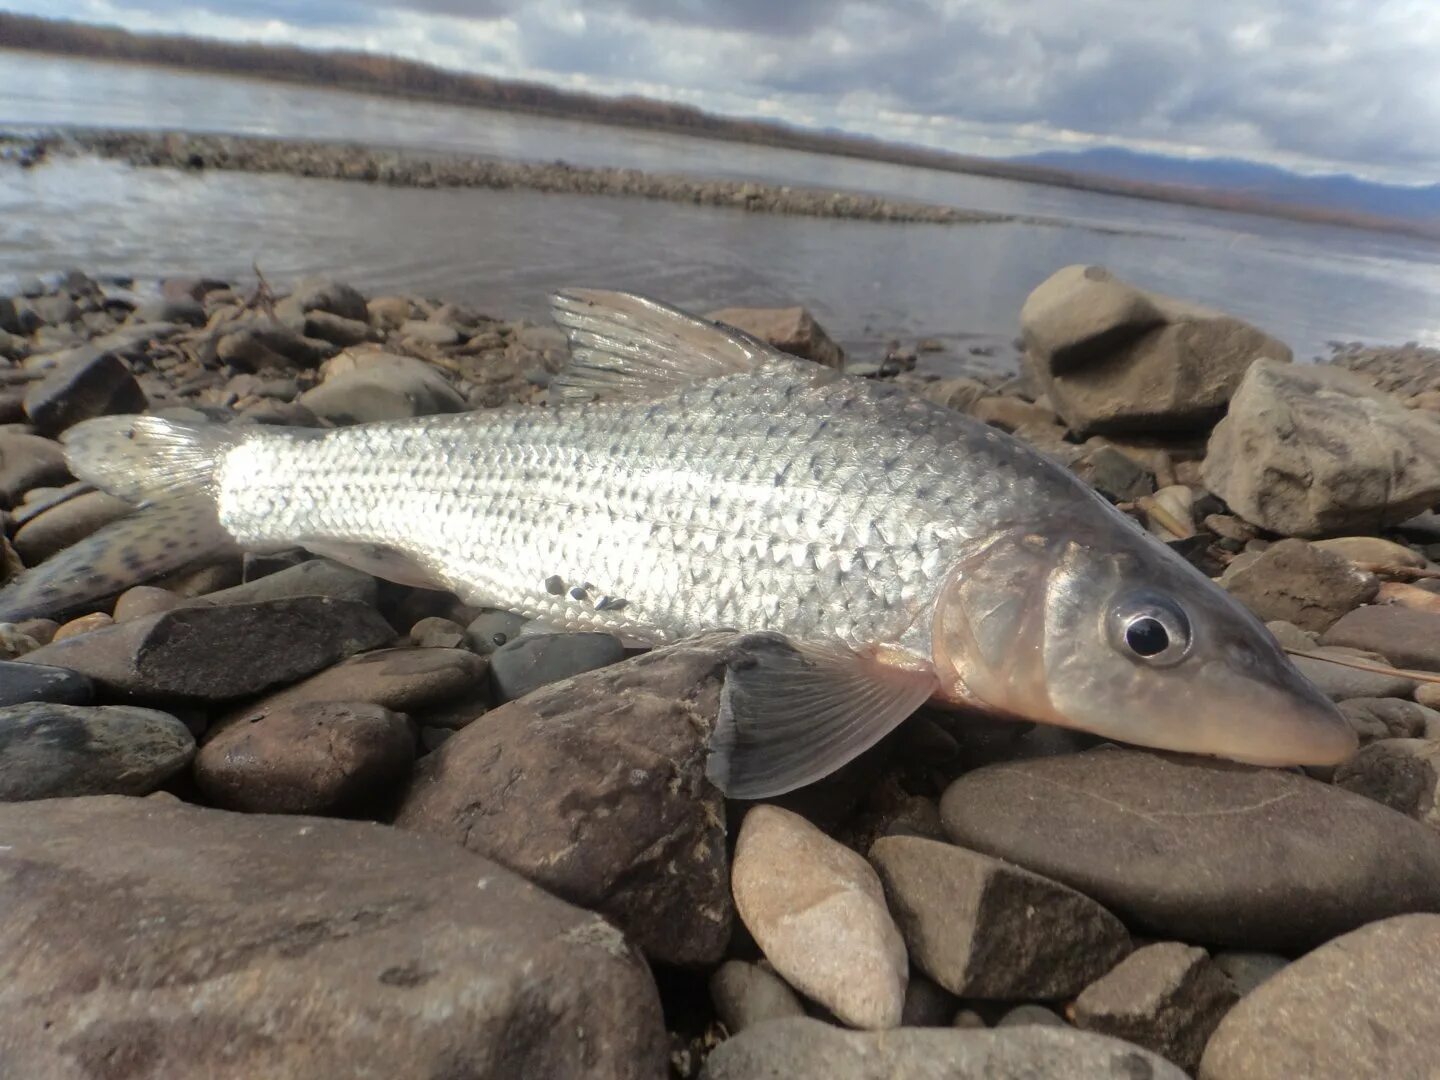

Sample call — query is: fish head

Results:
[930,525,1357,766]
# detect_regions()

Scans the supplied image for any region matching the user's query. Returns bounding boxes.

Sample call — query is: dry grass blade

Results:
[1354,562,1440,581]
[1284,646,1440,686]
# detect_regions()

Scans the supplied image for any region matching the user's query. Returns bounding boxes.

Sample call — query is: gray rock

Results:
[0,659,93,706]
[0,433,69,508]
[1322,605,1440,671]
[395,635,738,967]
[1021,265,1289,437]
[198,558,379,608]
[215,321,336,371]
[1339,698,1436,743]
[23,348,147,436]
[0,796,666,1079]
[489,631,627,702]
[465,608,530,653]
[18,597,394,703]
[1211,951,1289,997]
[700,1018,1186,1080]
[940,748,1440,949]
[997,1005,1069,1028]
[299,357,466,423]
[112,585,186,622]
[12,489,132,564]
[1073,943,1238,1074]
[291,276,369,323]
[408,615,468,649]
[133,296,206,326]
[399,319,461,347]
[196,699,415,815]
[1291,646,1417,701]
[20,291,80,327]
[1203,358,1440,536]
[1200,914,1440,1080]
[303,310,380,347]
[1219,539,1378,632]
[705,306,845,369]
[869,835,1130,999]
[732,804,907,1029]
[709,960,807,1034]
[1072,444,1155,502]
[1332,738,1440,828]
[0,702,193,799]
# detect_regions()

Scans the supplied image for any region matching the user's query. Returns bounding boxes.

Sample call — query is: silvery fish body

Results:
[0,289,1356,797]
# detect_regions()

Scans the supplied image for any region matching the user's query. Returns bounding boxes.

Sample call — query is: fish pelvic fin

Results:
[0,416,243,622]
[548,288,793,404]
[707,634,938,800]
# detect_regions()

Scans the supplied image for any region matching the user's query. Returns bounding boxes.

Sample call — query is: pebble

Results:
[409,615,468,649]
[291,276,370,323]
[18,597,394,703]
[397,635,739,967]
[0,659,93,706]
[1322,605,1440,671]
[52,611,113,640]
[1289,645,1417,701]
[400,319,461,346]
[1200,914,1440,1080]
[1073,943,1239,1074]
[996,1004,1069,1028]
[23,348,147,436]
[1312,535,1428,568]
[0,702,194,800]
[1219,539,1377,632]
[0,796,665,1079]
[869,835,1131,999]
[900,973,960,1026]
[1338,697,1437,743]
[940,748,1440,949]
[299,356,466,423]
[195,700,415,815]
[708,960,807,1034]
[700,1018,1186,1080]
[11,489,132,564]
[731,803,907,1029]
[112,584,185,622]
[196,558,379,608]
[303,310,379,347]
[0,432,70,507]
[1211,951,1289,997]
[1332,738,1440,828]
[465,608,530,653]
[488,631,627,702]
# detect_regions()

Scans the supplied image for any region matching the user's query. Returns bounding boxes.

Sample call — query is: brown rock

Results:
[707,305,844,369]
[1312,536,1428,569]
[18,597,394,703]
[1321,605,1440,671]
[731,804,907,1029]
[12,489,132,564]
[0,796,666,1079]
[1021,265,1289,437]
[1073,943,1238,1073]
[0,433,69,508]
[1200,914,1440,1080]
[23,349,147,436]
[1218,539,1378,632]
[395,635,737,967]
[196,700,415,815]
[52,611,114,641]
[869,835,1130,1000]
[112,585,186,622]
[1332,738,1440,829]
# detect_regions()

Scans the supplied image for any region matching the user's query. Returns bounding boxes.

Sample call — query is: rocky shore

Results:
[5,129,1027,227]
[4,263,1440,1077]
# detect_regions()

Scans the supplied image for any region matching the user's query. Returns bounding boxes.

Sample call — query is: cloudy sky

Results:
[11,0,1440,182]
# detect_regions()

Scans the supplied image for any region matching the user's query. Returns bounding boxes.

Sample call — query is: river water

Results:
[3,50,1439,367]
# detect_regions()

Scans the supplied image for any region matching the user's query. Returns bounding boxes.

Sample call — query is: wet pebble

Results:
[112,584,185,622]
[11,489,132,564]
[0,433,69,507]
[731,803,907,1029]
[408,616,468,649]
[1322,605,1440,671]
[488,631,626,702]
[0,659,93,707]
[23,348,147,436]
[1211,951,1289,998]
[1219,539,1377,632]
[708,960,807,1034]
[0,702,194,800]
[1332,738,1440,827]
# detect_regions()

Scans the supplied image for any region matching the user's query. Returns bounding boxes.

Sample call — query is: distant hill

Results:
[1015,147,1440,223]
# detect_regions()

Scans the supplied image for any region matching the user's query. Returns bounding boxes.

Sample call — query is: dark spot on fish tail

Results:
[544,575,565,596]
[122,552,147,571]
[163,539,181,552]
[39,585,61,597]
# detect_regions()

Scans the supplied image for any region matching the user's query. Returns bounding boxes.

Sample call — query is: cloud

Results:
[16,0,1440,180]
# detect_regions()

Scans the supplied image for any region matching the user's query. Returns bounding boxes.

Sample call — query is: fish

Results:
[0,289,1358,796]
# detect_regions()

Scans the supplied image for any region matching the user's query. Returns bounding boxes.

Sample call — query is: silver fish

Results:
[0,290,1357,795]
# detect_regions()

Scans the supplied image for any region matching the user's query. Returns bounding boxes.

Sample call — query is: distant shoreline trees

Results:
[1,12,1433,240]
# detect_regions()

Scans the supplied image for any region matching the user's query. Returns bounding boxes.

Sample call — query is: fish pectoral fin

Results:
[547,289,789,404]
[301,541,444,592]
[707,634,938,800]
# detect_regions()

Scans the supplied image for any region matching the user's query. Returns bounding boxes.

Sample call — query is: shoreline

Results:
[4,127,1045,229]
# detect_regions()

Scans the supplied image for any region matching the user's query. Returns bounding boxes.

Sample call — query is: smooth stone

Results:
[11,489,132,564]
[1290,645,1417,701]
[0,702,193,799]
[0,659,93,706]
[708,960,807,1034]
[869,835,1130,999]
[1200,914,1440,1080]
[23,348,147,436]
[303,310,379,347]
[52,611,114,640]
[299,356,466,423]
[195,700,415,815]
[1218,539,1377,632]
[18,597,394,703]
[195,558,379,608]
[940,748,1440,949]
[399,319,461,346]
[1211,952,1289,997]
[0,796,666,1078]
[465,608,530,654]
[900,973,960,1027]
[1322,605,1440,671]
[731,804,907,1029]
[997,1004,1069,1028]
[397,635,741,967]
[290,276,369,322]
[488,631,627,702]
[1312,536,1428,569]
[408,616,468,649]
[1332,738,1440,828]
[112,585,186,622]
[1073,943,1238,1074]
[699,1018,1187,1080]
[0,432,69,508]
[705,305,844,369]
[1338,698,1436,744]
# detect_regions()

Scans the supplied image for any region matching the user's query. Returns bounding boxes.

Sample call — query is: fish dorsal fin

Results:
[707,634,938,800]
[548,288,787,404]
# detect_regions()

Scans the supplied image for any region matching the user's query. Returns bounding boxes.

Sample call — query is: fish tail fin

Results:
[0,417,242,623]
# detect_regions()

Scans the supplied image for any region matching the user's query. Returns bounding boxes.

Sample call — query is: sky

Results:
[8,0,1440,183]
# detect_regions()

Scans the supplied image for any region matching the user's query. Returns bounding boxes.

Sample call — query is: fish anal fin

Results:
[302,541,443,592]
[547,289,790,404]
[707,633,938,800]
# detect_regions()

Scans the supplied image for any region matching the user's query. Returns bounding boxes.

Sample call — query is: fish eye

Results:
[1109,593,1192,667]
